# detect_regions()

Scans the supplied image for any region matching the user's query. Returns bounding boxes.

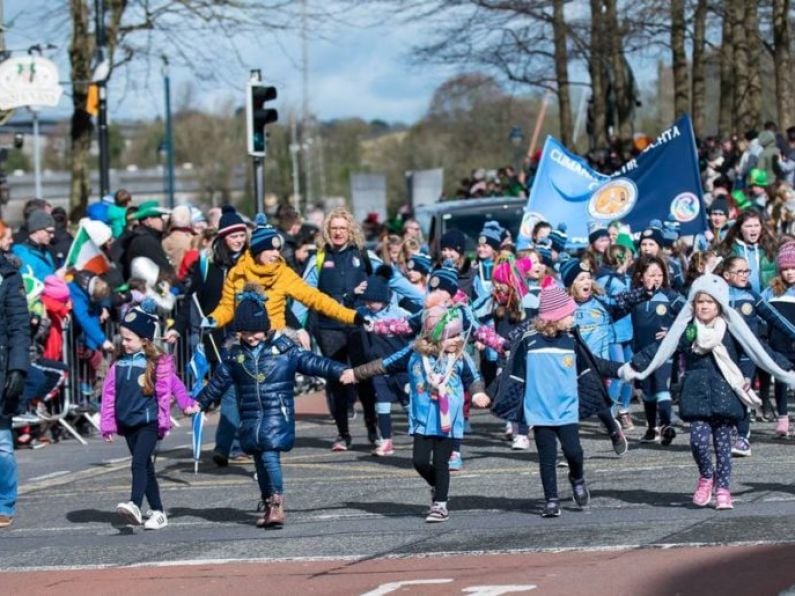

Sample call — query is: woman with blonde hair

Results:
[295,206,424,451]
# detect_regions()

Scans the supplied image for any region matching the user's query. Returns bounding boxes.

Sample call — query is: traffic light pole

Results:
[252,155,264,214]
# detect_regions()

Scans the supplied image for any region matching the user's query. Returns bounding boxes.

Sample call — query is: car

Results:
[414,197,527,257]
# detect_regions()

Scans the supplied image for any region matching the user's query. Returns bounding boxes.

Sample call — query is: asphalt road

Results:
[3,392,795,594]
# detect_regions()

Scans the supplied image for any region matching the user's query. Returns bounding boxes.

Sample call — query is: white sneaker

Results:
[511,435,531,450]
[144,510,168,530]
[116,501,142,526]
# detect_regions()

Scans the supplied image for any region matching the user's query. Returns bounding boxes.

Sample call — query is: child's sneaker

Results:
[640,427,661,443]
[144,510,168,530]
[116,501,143,526]
[570,477,590,508]
[731,437,751,457]
[610,429,629,455]
[617,411,634,430]
[692,476,713,507]
[331,435,352,452]
[775,416,790,438]
[372,438,395,456]
[541,500,561,517]
[504,421,514,440]
[425,502,449,523]
[660,425,677,446]
[511,435,530,450]
[715,488,734,510]
[448,451,463,471]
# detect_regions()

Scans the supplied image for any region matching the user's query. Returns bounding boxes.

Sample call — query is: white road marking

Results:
[462,586,537,596]
[25,471,71,482]
[361,579,454,596]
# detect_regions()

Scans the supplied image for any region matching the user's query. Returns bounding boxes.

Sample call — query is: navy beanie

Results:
[440,229,466,255]
[406,252,432,275]
[361,265,392,303]
[429,262,459,295]
[234,284,271,332]
[588,224,610,245]
[708,197,729,215]
[560,258,591,288]
[250,213,282,256]
[478,221,503,251]
[120,298,159,341]
[640,225,664,248]
[217,205,247,238]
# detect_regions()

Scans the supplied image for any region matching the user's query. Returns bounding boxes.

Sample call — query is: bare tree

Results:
[718,3,734,135]
[604,0,633,143]
[670,0,689,121]
[690,0,708,138]
[552,0,573,147]
[68,0,93,218]
[745,1,763,128]
[772,0,794,130]
[588,0,607,150]
[732,0,753,133]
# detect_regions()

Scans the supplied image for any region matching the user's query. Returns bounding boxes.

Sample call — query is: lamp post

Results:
[509,125,525,174]
[162,55,175,209]
[93,0,110,197]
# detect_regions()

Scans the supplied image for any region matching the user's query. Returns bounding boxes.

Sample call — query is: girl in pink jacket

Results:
[100,300,198,530]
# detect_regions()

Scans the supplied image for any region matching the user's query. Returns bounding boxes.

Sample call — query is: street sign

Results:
[0,56,63,110]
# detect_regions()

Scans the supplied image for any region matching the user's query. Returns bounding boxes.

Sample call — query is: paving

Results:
[2,392,795,594]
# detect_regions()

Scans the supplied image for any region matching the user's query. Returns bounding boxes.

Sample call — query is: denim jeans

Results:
[254,450,283,498]
[214,385,241,457]
[0,417,17,517]
[608,342,634,411]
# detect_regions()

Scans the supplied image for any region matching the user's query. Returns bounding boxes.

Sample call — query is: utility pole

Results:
[162,56,175,209]
[300,0,314,206]
[289,113,301,211]
[94,0,110,197]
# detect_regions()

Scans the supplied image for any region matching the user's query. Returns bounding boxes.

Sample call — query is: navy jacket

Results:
[198,334,346,452]
[0,255,31,416]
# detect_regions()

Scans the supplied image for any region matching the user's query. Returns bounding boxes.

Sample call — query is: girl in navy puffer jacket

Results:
[198,285,348,529]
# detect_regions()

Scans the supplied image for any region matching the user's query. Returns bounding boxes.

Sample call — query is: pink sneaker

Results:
[692,476,713,507]
[372,438,394,456]
[715,488,734,510]
[775,416,790,438]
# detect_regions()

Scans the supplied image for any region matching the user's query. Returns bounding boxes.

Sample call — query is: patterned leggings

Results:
[689,420,734,490]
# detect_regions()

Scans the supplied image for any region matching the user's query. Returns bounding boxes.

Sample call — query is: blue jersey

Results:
[518,332,579,426]
[631,289,685,351]
[597,270,633,343]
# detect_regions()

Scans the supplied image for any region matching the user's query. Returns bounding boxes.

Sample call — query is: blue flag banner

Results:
[189,343,209,398]
[517,115,706,244]
[192,412,205,474]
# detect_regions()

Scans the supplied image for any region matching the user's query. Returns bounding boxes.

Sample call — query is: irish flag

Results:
[65,219,111,275]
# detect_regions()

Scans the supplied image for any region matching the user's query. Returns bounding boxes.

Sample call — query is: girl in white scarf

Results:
[625,274,795,511]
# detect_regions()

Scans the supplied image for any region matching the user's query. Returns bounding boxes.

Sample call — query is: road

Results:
[2,392,795,595]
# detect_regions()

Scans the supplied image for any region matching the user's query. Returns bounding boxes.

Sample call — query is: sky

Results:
[2,1,457,125]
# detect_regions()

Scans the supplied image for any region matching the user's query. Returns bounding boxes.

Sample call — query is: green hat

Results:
[615,232,636,255]
[132,200,170,220]
[732,189,752,211]
[747,168,769,187]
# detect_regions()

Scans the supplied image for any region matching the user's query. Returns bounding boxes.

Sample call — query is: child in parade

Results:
[630,255,686,445]
[760,241,795,437]
[694,198,732,252]
[100,299,199,530]
[491,277,632,517]
[638,223,686,292]
[627,274,795,509]
[347,297,488,523]
[403,252,432,309]
[596,244,636,429]
[346,266,412,456]
[197,284,351,528]
[721,254,795,452]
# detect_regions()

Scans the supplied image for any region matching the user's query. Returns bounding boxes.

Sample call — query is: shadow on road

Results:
[168,506,256,525]
[344,494,534,517]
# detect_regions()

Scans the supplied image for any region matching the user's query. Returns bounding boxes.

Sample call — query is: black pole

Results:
[252,156,263,213]
[163,57,175,209]
[94,0,110,197]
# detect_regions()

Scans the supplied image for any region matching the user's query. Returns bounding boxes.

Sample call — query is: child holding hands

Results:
[100,299,199,530]
[197,284,350,528]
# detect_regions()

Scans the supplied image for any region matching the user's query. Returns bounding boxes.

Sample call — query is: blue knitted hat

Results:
[361,265,392,303]
[250,213,282,256]
[548,223,568,253]
[536,242,555,268]
[429,260,459,295]
[478,220,504,251]
[120,298,159,341]
[406,252,432,275]
[560,258,591,288]
[234,283,270,332]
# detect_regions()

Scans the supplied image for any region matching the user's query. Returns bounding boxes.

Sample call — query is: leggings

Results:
[412,435,455,502]
[121,422,162,511]
[254,450,283,498]
[642,392,672,428]
[774,382,790,417]
[690,420,733,490]
[533,424,584,501]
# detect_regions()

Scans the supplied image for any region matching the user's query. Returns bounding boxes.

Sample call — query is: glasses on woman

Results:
[729,269,751,276]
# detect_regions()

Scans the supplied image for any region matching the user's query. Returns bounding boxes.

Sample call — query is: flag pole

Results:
[527,91,552,161]
[191,293,222,362]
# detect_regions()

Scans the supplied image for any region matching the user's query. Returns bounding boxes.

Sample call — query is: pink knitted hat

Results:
[43,275,70,301]
[538,276,576,321]
[778,241,795,270]
[514,256,535,277]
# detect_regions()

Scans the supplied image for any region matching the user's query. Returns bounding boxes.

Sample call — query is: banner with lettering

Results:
[517,115,706,245]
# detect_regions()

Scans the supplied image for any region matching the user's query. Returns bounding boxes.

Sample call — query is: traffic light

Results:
[246,83,278,157]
